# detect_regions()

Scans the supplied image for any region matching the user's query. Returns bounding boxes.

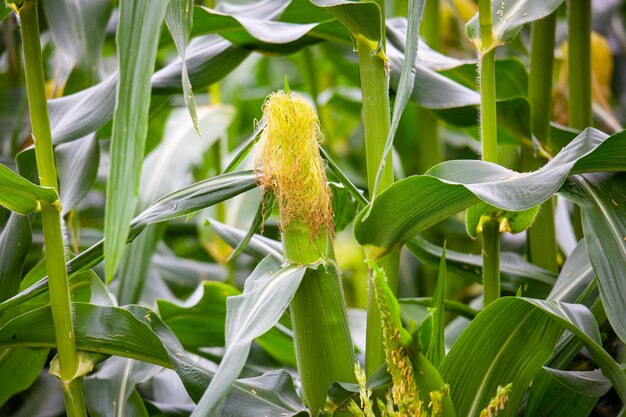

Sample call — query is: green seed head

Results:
[255,91,333,238]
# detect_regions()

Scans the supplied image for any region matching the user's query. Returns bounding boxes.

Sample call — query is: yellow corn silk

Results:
[255,91,333,238]
[553,31,615,126]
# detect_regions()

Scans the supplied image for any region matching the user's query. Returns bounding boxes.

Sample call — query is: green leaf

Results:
[426,243,446,368]
[157,281,239,351]
[355,129,626,255]
[0,213,31,301]
[547,240,594,303]
[1,4,10,22]
[561,173,626,343]
[42,0,112,91]
[166,0,199,133]
[0,163,57,214]
[209,219,284,262]
[0,171,258,313]
[0,348,48,406]
[48,37,248,146]
[309,0,382,51]
[190,257,307,417]
[465,202,540,239]
[440,297,626,417]
[176,4,326,54]
[48,74,117,144]
[465,0,564,51]
[543,366,617,397]
[55,134,99,215]
[84,357,159,417]
[0,301,307,415]
[105,0,169,282]
[117,106,234,303]
[405,236,556,290]
[386,19,480,110]
[524,367,599,417]
[226,193,274,261]
[151,36,250,94]
[157,280,296,366]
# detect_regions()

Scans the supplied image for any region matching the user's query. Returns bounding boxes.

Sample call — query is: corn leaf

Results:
[0,163,57,214]
[309,0,382,49]
[55,134,99,215]
[355,128,626,254]
[440,297,626,417]
[165,0,199,132]
[0,171,258,314]
[466,0,564,51]
[426,243,446,368]
[0,301,307,416]
[561,173,626,343]
[42,0,111,91]
[190,257,307,417]
[104,0,169,282]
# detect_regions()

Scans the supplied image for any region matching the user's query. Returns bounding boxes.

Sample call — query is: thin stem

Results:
[529,14,557,148]
[567,0,592,130]
[525,14,559,273]
[567,0,591,239]
[478,0,500,306]
[19,1,85,415]
[421,0,441,50]
[62,379,87,417]
[480,49,497,163]
[482,218,500,306]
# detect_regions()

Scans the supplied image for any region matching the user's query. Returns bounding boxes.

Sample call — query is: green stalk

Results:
[567,0,592,130]
[567,0,591,240]
[18,1,85,415]
[283,225,356,415]
[481,218,500,306]
[421,0,441,51]
[478,0,500,307]
[355,21,402,375]
[529,14,557,147]
[525,14,559,274]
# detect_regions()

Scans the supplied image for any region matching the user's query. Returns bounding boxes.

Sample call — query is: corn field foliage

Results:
[0,0,625,416]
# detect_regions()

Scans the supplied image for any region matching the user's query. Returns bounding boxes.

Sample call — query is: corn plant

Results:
[0,0,625,416]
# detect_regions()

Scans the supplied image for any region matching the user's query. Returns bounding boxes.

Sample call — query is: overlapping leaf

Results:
[0,171,258,313]
[0,302,307,416]
[466,0,564,51]
[0,163,57,214]
[440,297,626,417]
[355,128,626,254]
[190,257,307,417]
[561,173,626,343]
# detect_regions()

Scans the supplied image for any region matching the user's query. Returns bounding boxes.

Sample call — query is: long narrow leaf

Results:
[104,0,170,282]
[0,171,258,313]
[355,128,626,254]
[190,257,307,416]
[166,0,199,132]
[561,173,626,343]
